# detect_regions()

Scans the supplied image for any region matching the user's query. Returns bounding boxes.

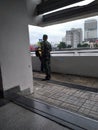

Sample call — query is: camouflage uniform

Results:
[41,41,52,79]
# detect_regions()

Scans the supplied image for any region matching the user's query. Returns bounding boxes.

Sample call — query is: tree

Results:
[67,45,72,48]
[77,43,89,48]
[77,43,82,47]
[82,43,89,47]
[57,42,67,49]
[94,43,98,48]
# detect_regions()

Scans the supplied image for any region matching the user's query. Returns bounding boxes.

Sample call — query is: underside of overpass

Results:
[36,0,98,26]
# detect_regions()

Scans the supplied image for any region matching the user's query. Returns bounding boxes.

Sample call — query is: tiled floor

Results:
[28,72,98,120]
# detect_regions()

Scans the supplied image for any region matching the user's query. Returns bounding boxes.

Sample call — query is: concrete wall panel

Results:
[32,56,98,78]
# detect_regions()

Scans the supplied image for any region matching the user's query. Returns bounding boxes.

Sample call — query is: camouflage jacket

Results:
[41,41,52,59]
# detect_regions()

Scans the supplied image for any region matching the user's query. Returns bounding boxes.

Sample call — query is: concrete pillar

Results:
[0,0,34,94]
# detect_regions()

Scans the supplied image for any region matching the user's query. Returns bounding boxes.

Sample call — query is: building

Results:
[66,28,83,48]
[62,36,66,43]
[84,19,98,42]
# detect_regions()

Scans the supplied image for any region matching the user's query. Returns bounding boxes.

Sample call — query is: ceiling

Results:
[36,0,98,26]
[37,0,85,15]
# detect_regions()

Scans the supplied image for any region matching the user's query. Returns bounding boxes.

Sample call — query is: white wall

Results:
[51,57,98,77]
[0,0,39,93]
[32,56,98,78]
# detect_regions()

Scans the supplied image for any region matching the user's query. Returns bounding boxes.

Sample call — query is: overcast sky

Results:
[28,0,98,45]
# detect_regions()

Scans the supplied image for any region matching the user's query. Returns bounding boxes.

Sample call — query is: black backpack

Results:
[35,49,40,57]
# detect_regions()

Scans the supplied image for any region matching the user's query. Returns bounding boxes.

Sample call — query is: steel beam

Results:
[37,0,85,15]
[42,1,98,24]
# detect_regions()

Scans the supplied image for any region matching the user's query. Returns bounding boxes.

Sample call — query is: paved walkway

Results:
[28,72,98,120]
[0,103,70,130]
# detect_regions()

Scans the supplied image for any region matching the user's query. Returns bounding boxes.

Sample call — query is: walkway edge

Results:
[34,77,98,92]
[6,92,98,130]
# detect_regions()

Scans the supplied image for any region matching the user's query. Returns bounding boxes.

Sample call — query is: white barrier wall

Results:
[32,55,98,78]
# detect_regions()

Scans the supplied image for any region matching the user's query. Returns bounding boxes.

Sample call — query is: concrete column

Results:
[0,0,33,94]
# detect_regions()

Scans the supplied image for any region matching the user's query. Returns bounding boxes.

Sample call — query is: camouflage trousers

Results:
[43,58,51,78]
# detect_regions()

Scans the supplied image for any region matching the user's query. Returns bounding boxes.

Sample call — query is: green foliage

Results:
[77,44,82,47]
[57,42,67,49]
[82,43,90,47]
[67,45,72,48]
[94,43,98,48]
[77,43,90,48]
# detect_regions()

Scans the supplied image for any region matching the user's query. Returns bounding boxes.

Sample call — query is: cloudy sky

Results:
[28,0,98,45]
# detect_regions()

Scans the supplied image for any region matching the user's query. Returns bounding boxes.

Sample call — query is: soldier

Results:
[41,34,52,80]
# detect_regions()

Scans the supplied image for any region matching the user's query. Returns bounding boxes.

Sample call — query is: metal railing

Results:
[31,48,98,56]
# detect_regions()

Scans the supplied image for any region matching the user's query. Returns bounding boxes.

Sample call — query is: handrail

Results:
[31,49,98,56]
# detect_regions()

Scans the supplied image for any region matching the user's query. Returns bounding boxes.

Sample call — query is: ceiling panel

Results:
[42,1,98,25]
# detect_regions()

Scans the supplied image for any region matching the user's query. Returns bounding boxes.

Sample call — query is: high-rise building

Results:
[84,19,98,42]
[66,28,82,48]
[62,36,66,43]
